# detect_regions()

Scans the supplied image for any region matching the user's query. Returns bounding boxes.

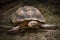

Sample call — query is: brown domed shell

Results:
[11,6,46,23]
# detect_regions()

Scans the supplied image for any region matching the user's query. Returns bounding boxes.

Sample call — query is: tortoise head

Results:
[28,21,39,27]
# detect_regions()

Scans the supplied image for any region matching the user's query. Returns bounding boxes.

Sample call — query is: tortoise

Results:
[8,6,57,34]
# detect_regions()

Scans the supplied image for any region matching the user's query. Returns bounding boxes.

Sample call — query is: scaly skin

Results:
[7,21,28,34]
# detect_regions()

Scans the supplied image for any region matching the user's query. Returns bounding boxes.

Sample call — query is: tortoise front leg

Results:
[40,24,57,30]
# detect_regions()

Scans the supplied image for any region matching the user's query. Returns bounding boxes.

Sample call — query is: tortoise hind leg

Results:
[7,26,20,34]
[7,22,27,34]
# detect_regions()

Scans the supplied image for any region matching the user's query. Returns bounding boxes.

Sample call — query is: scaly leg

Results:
[40,24,57,30]
[7,26,20,34]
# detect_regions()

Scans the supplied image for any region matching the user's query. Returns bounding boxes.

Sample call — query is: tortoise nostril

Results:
[28,21,38,27]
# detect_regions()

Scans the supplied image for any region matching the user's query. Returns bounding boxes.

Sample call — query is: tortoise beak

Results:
[28,21,38,27]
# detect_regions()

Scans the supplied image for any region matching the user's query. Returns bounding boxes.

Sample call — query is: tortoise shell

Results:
[11,6,46,24]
